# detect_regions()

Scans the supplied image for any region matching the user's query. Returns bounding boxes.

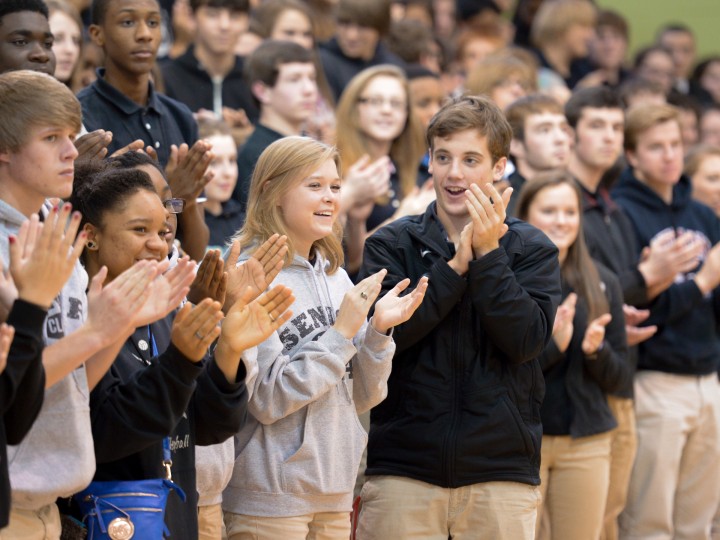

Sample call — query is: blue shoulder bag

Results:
[74,327,187,539]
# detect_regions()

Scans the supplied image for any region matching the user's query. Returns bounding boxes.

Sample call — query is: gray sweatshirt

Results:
[0,200,96,510]
[223,252,394,517]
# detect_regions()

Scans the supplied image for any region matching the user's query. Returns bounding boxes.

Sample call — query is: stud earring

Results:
[86,240,97,250]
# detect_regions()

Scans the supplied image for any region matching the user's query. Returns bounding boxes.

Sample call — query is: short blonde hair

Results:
[465,54,537,98]
[624,103,680,152]
[232,137,344,273]
[531,0,597,49]
[684,144,720,177]
[0,71,81,153]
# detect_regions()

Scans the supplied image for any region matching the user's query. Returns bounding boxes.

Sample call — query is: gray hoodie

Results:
[223,252,394,517]
[0,200,96,510]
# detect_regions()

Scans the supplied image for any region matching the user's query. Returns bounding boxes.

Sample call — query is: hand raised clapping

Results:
[552,293,576,353]
[170,298,224,362]
[333,270,429,339]
[217,284,295,355]
[8,204,86,310]
[187,249,227,305]
[582,313,611,357]
[465,183,513,258]
[223,234,287,311]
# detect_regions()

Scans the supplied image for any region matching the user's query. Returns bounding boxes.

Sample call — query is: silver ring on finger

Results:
[360,291,368,300]
[195,331,204,340]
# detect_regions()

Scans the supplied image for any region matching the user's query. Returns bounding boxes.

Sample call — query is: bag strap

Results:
[148,325,174,482]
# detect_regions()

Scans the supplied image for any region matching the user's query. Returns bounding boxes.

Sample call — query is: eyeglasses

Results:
[163,198,185,214]
[357,96,407,111]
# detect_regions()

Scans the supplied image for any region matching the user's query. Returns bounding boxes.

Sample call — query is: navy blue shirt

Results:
[205,198,245,252]
[233,123,285,211]
[78,69,198,167]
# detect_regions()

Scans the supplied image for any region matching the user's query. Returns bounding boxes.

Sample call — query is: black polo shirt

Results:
[78,68,198,167]
[233,124,285,211]
[205,198,245,251]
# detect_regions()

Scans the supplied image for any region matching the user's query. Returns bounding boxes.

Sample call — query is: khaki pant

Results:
[356,475,539,540]
[619,371,720,540]
[354,411,370,498]
[0,505,61,540]
[601,396,638,540]
[199,503,227,540]
[538,432,612,540]
[224,511,350,540]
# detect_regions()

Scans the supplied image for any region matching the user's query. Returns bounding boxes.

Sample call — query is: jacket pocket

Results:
[456,386,537,467]
[501,394,536,456]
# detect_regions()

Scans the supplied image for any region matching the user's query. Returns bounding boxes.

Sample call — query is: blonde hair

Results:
[47,0,83,86]
[684,144,720,177]
[232,136,344,273]
[624,103,680,152]
[0,71,81,152]
[465,53,537,98]
[531,0,597,49]
[335,65,426,198]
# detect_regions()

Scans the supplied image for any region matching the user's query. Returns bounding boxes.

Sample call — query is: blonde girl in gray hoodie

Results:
[222,136,428,539]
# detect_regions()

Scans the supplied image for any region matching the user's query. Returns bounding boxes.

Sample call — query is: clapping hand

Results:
[165,140,214,202]
[86,262,157,341]
[582,313,612,357]
[465,183,513,258]
[552,293,576,353]
[9,204,86,309]
[218,284,295,354]
[170,298,224,362]
[187,249,227,305]
[131,256,197,327]
[74,129,112,164]
[333,270,387,339]
[623,304,656,347]
[224,235,287,311]
[372,276,429,334]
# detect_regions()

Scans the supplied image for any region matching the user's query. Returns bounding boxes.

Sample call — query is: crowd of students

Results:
[1,0,720,539]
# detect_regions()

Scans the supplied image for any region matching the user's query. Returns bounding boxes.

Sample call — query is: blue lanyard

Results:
[148,325,173,478]
[147,325,159,357]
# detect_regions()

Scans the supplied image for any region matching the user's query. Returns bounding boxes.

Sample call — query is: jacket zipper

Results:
[444,299,465,487]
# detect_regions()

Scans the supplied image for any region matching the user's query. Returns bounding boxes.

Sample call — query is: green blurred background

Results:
[597,0,720,61]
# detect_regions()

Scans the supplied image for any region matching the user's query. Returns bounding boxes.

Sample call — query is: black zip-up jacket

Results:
[88,313,248,539]
[0,301,46,527]
[358,204,561,487]
[318,38,405,101]
[160,45,258,123]
[612,169,720,375]
[579,182,647,308]
[578,181,646,399]
[541,264,629,439]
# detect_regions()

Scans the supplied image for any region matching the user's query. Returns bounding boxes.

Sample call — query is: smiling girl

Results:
[67,161,294,538]
[222,136,427,539]
[516,171,629,540]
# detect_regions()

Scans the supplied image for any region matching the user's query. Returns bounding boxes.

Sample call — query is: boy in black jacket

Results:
[160,0,258,126]
[357,95,561,540]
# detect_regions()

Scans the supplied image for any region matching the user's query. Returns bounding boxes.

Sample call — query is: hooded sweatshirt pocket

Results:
[281,384,367,495]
